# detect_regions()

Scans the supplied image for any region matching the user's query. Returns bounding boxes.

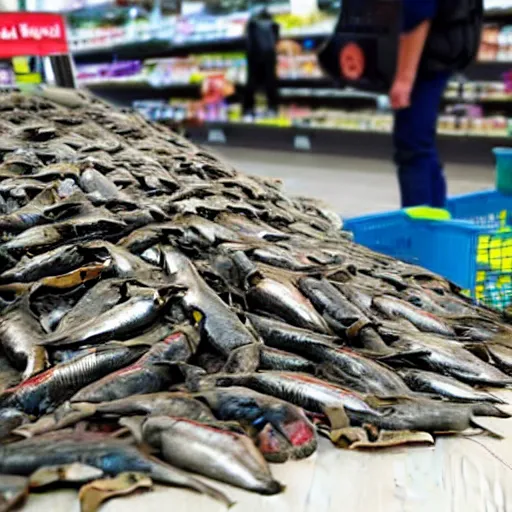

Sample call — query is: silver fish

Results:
[162,246,257,355]
[129,415,283,494]
[42,287,167,347]
[373,295,455,337]
[0,304,48,380]
[398,368,505,404]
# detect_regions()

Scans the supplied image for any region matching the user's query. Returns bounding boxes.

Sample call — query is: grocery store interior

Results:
[3,0,512,511]
[3,0,504,216]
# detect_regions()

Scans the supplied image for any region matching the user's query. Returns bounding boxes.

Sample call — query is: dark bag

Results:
[318,0,402,93]
[318,0,483,92]
[421,0,483,74]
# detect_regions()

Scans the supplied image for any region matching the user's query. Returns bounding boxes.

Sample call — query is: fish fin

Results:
[37,333,67,346]
[156,284,188,299]
[350,430,435,450]
[470,417,505,439]
[471,403,511,419]
[154,361,207,391]
[147,455,235,507]
[119,416,146,444]
[78,472,153,512]
[463,343,491,362]
[321,405,350,430]
[29,463,104,489]
[377,349,431,365]
[326,426,368,448]
[173,324,201,355]
[222,343,261,374]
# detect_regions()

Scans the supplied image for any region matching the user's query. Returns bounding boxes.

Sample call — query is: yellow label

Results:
[12,56,30,74]
[15,73,42,84]
[192,310,203,324]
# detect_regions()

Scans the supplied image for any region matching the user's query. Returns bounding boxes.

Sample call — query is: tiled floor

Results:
[211,146,495,216]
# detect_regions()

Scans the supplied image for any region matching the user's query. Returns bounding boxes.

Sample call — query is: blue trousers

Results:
[393,72,450,208]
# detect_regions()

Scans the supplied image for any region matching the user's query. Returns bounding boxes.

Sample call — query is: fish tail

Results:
[469,417,504,439]
[148,458,235,507]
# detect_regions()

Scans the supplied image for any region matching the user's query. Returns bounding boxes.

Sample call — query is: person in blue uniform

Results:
[390,0,483,208]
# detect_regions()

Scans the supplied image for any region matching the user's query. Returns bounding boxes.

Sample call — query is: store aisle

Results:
[211,147,495,217]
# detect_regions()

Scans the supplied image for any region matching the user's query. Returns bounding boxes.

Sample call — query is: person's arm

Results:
[390,0,437,110]
[390,21,431,109]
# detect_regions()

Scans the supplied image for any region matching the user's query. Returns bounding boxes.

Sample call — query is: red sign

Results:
[0,13,68,58]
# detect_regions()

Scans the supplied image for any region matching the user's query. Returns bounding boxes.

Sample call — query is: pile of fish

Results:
[1,88,512,510]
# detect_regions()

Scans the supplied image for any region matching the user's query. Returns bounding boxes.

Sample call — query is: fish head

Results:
[161,245,193,278]
[255,422,292,462]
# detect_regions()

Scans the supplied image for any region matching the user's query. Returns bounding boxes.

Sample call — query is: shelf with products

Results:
[65,0,512,160]
[131,97,512,140]
[179,121,509,165]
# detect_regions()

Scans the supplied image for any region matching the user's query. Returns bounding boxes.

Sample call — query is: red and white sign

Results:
[0,13,68,58]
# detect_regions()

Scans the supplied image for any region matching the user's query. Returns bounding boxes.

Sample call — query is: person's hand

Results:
[389,77,414,110]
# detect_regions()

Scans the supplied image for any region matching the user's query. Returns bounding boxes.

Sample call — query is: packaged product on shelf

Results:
[479,24,500,61]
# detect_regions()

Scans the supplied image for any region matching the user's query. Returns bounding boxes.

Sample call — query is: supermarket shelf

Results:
[85,81,204,103]
[186,121,508,164]
[466,60,512,81]
[484,7,512,22]
[86,78,512,112]
[72,33,327,65]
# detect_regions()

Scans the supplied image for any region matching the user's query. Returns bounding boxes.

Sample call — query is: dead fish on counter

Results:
[248,314,407,395]
[205,371,381,427]
[53,279,125,335]
[0,431,232,506]
[217,212,291,241]
[29,285,89,334]
[69,329,200,403]
[367,396,505,435]
[162,246,258,356]
[80,168,130,203]
[373,295,456,337]
[0,187,58,234]
[485,343,512,376]
[1,212,127,256]
[398,368,505,404]
[41,285,171,347]
[299,277,390,353]
[229,253,329,334]
[0,301,49,380]
[194,386,317,462]
[1,89,512,502]
[223,343,316,374]
[0,244,88,285]
[13,392,216,439]
[385,334,512,387]
[0,345,145,415]
[122,415,283,494]
[90,392,216,422]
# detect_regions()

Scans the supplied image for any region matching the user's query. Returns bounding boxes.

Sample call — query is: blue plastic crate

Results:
[345,190,512,310]
[447,189,511,228]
